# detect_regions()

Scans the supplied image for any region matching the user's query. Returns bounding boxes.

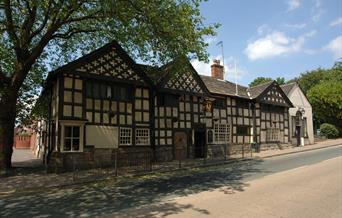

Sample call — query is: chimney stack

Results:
[211,59,224,80]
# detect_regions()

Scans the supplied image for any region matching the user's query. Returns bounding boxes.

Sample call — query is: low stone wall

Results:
[47,146,153,173]
[154,146,173,162]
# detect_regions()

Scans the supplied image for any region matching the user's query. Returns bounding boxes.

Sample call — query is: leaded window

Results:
[120,127,132,145]
[213,98,226,109]
[214,124,230,144]
[135,128,150,145]
[266,127,279,142]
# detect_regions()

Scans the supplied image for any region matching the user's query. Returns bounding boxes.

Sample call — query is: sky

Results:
[191,0,342,86]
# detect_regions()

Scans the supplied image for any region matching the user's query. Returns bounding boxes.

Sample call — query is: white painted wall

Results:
[287,84,314,145]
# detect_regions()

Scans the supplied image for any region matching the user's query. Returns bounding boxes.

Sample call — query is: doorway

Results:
[194,129,206,158]
[174,131,188,160]
[295,126,301,146]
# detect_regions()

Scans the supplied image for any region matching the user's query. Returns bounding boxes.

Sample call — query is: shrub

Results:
[320,123,339,138]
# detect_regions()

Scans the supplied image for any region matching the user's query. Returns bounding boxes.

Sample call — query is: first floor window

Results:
[120,127,132,145]
[237,126,249,136]
[213,124,230,144]
[62,125,83,152]
[266,127,279,142]
[135,128,150,145]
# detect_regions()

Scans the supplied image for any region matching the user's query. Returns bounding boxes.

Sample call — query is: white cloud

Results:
[191,56,247,82]
[285,23,307,29]
[257,24,271,35]
[311,0,324,22]
[330,17,342,26]
[245,30,316,60]
[287,0,300,11]
[324,36,342,58]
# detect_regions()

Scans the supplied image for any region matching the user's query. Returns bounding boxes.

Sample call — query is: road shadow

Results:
[0,159,266,217]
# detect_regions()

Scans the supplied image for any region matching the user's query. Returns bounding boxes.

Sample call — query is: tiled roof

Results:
[280,82,297,95]
[247,81,274,99]
[200,75,251,99]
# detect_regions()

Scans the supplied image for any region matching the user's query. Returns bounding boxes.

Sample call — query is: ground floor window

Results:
[213,124,230,144]
[266,127,279,142]
[61,123,84,152]
[135,128,150,145]
[120,127,132,145]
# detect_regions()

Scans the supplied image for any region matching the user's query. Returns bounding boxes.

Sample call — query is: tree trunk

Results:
[0,88,17,174]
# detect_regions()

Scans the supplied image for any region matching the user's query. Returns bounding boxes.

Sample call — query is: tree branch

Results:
[29,0,52,40]
[4,0,20,51]
[52,28,97,39]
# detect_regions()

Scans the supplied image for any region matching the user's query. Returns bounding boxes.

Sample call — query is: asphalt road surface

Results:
[0,145,341,218]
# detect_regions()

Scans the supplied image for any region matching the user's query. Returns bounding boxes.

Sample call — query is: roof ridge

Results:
[280,82,297,87]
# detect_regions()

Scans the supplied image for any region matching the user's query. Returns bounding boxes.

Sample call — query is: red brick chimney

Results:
[211,59,224,80]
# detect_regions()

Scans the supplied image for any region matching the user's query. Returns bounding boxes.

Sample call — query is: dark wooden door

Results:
[174,131,187,160]
[295,126,301,146]
[194,130,206,158]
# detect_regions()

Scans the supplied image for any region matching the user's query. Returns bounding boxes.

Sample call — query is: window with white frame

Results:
[266,127,279,142]
[135,128,150,145]
[213,124,230,144]
[120,127,132,145]
[62,125,83,152]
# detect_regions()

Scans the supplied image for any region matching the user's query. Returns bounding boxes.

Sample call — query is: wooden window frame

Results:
[120,127,132,145]
[60,121,85,152]
[135,128,150,145]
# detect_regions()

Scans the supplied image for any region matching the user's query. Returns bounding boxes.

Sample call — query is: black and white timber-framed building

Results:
[41,41,298,170]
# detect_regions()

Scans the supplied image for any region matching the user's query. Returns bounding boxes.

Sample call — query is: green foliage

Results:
[249,77,273,87]
[320,123,339,138]
[0,0,219,125]
[307,80,342,130]
[296,60,342,94]
[275,77,285,85]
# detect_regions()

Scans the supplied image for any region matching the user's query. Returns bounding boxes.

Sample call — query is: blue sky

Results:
[191,0,342,86]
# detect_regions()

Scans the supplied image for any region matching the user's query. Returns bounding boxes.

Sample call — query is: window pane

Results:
[86,82,92,98]
[72,139,80,151]
[73,126,80,137]
[93,83,100,98]
[64,139,71,151]
[65,126,72,137]
[100,84,107,99]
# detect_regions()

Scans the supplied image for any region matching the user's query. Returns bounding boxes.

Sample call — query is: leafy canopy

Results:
[248,76,285,87]
[0,0,219,124]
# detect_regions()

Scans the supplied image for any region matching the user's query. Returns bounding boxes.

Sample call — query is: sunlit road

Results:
[122,156,342,218]
[0,145,341,218]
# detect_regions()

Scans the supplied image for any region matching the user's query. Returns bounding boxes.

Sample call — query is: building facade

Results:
[281,83,314,145]
[40,41,306,170]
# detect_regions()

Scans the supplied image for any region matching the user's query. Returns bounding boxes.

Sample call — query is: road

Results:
[0,145,341,218]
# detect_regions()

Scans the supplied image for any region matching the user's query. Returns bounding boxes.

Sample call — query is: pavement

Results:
[0,144,341,217]
[0,138,341,195]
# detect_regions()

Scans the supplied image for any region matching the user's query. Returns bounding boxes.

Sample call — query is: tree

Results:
[0,0,219,172]
[275,77,285,85]
[307,80,342,132]
[249,77,272,87]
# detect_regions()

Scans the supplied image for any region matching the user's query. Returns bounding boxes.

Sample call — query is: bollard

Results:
[242,144,244,158]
